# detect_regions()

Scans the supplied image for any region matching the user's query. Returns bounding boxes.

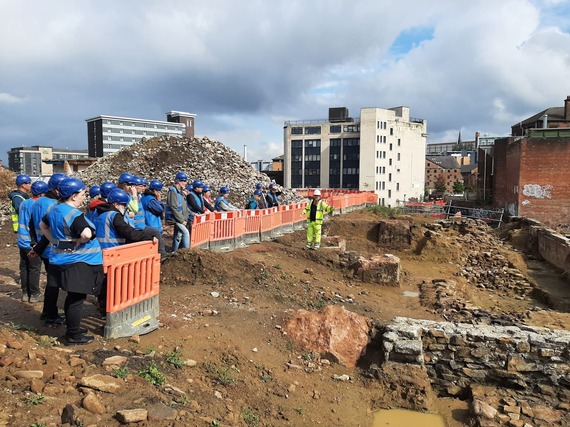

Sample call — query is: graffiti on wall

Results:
[522,184,553,199]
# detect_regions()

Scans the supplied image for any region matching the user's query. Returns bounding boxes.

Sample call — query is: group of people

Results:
[9,170,331,345]
[164,172,283,252]
[9,172,164,346]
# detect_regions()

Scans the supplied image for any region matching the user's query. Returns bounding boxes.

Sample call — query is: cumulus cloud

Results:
[0,0,569,165]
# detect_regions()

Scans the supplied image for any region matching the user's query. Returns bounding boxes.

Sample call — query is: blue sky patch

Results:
[389,26,435,56]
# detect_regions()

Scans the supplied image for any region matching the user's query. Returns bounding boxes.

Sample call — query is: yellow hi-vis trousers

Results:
[306,222,322,247]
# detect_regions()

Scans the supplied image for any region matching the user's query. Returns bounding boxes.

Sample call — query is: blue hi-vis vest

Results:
[132,196,145,230]
[141,194,163,233]
[47,203,102,266]
[86,207,98,223]
[95,211,126,249]
[17,198,37,250]
[214,195,224,211]
[31,196,59,259]
[188,191,203,215]
[165,186,183,221]
[267,192,279,206]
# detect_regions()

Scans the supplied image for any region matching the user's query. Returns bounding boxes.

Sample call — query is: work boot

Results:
[21,294,29,302]
[44,315,66,326]
[65,334,94,345]
[29,293,44,303]
[313,244,320,250]
[305,243,312,250]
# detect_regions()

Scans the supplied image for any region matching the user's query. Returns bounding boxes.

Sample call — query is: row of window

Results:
[290,124,361,135]
[105,120,181,130]
[292,138,361,148]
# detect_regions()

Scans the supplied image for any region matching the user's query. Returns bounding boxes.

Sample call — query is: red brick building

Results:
[425,156,463,194]
[493,129,570,226]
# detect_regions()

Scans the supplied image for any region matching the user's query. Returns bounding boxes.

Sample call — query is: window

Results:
[305,126,321,135]
[330,139,341,147]
[377,135,380,143]
[390,128,394,136]
[396,183,400,191]
[305,139,321,148]
[389,143,393,151]
[330,125,341,133]
[383,136,387,143]
[388,173,392,182]
[389,159,392,166]
[291,127,303,135]
[343,124,360,133]
[388,190,392,198]
[398,139,401,146]
[291,140,303,148]
[397,153,401,161]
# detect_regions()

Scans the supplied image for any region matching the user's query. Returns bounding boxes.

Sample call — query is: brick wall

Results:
[492,138,510,211]
[518,137,570,225]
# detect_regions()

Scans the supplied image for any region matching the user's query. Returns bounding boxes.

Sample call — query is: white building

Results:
[86,111,196,157]
[284,106,427,206]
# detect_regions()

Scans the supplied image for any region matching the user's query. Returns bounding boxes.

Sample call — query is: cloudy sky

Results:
[2,0,570,166]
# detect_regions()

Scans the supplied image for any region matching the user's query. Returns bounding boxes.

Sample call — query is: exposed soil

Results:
[0,209,569,427]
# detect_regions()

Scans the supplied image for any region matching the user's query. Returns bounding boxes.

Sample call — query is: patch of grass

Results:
[260,270,271,280]
[255,364,273,383]
[306,295,327,310]
[138,361,166,386]
[210,421,221,427]
[164,349,184,369]
[37,335,58,348]
[367,205,404,217]
[285,341,296,352]
[273,263,282,270]
[23,394,44,406]
[30,422,46,427]
[8,322,38,334]
[204,362,236,386]
[242,407,260,427]
[295,406,304,415]
[113,367,129,380]
[301,352,319,362]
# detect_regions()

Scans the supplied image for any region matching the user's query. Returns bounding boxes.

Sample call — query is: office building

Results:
[284,106,427,205]
[86,111,196,157]
[7,145,89,177]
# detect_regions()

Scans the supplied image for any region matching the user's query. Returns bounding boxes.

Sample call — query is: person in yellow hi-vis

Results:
[302,189,333,250]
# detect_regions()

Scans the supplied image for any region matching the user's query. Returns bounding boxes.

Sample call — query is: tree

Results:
[453,180,465,194]
[435,174,447,193]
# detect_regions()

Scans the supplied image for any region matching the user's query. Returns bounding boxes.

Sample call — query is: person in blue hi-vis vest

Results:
[40,178,104,345]
[17,180,48,303]
[141,180,165,233]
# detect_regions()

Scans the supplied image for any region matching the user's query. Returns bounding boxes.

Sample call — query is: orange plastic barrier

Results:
[243,209,262,243]
[209,211,237,251]
[102,240,160,314]
[190,213,210,249]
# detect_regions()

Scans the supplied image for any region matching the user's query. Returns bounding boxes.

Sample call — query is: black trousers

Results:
[40,257,61,319]
[65,291,86,336]
[19,247,42,296]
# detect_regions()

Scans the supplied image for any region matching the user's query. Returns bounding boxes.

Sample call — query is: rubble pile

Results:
[77,135,304,207]
[424,219,534,296]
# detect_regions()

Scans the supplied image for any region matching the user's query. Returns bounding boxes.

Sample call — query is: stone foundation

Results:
[377,220,412,249]
[342,253,400,286]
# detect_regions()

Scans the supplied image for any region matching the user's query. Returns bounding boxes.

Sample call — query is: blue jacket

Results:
[47,203,102,266]
[141,193,164,233]
[17,197,37,250]
[246,197,260,210]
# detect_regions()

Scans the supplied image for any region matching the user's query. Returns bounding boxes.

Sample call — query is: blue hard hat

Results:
[175,171,188,182]
[202,186,211,193]
[149,180,163,191]
[31,181,49,196]
[220,186,230,194]
[16,174,32,186]
[253,189,263,197]
[192,179,204,188]
[133,176,144,186]
[47,173,68,191]
[141,177,148,186]
[58,178,86,199]
[255,183,263,189]
[269,183,276,189]
[100,181,117,198]
[89,185,101,198]
[185,184,194,192]
[118,173,134,184]
[107,188,130,205]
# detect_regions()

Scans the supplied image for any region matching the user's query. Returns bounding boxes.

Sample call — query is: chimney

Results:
[565,96,570,121]
[542,114,548,128]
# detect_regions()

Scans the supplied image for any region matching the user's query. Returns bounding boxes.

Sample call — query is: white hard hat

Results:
[313,189,321,196]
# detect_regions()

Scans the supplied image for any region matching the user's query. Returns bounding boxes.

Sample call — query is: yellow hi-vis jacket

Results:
[303,199,333,224]
[10,194,26,232]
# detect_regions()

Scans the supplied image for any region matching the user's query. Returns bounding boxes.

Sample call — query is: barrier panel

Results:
[260,208,276,241]
[190,213,210,249]
[102,241,161,339]
[293,203,307,230]
[234,211,247,248]
[278,205,295,234]
[209,211,237,252]
[243,210,262,244]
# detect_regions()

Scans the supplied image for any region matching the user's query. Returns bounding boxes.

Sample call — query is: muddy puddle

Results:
[372,409,446,427]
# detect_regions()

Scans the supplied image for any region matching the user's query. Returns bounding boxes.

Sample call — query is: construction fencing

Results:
[100,190,378,338]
